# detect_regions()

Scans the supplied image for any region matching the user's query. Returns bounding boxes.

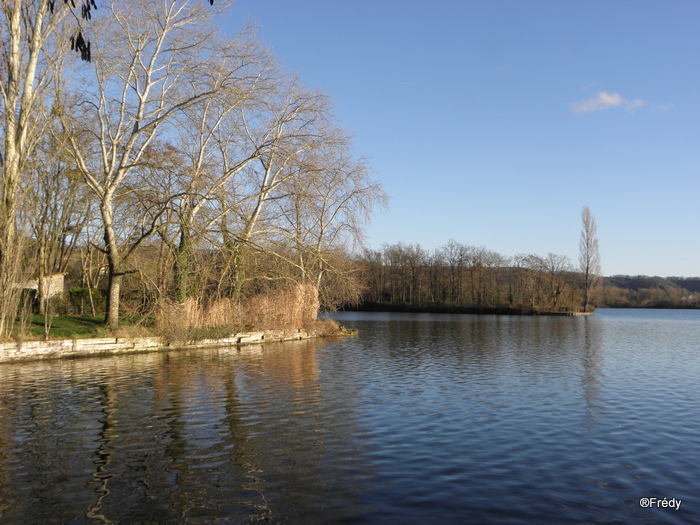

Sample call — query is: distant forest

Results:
[352,242,700,313]
[602,275,700,309]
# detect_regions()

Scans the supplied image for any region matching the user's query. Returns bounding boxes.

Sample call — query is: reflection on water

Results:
[0,309,699,524]
[0,339,372,524]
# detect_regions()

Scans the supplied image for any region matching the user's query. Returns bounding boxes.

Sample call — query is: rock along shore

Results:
[0,329,321,364]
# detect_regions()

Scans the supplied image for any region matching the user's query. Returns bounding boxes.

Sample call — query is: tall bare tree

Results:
[579,205,601,312]
[0,0,76,336]
[132,31,272,303]
[268,143,387,308]
[211,83,346,300]
[61,0,243,327]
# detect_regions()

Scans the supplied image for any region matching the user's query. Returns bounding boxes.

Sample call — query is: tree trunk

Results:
[173,228,192,303]
[105,269,121,328]
[229,243,247,302]
[102,202,122,328]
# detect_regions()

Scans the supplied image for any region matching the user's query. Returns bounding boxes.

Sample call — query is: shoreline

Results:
[0,329,333,364]
[344,302,594,316]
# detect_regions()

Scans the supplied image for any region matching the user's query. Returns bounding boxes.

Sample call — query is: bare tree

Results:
[543,252,573,311]
[268,144,387,308]
[470,246,503,307]
[166,58,280,303]
[22,126,95,314]
[210,83,346,299]
[132,34,272,303]
[579,206,601,311]
[61,0,242,327]
[0,0,74,336]
[438,240,471,304]
[509,253,534,310]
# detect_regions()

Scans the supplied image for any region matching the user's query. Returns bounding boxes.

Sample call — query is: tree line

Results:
[0,0,385,338]
[358,242,586,313]
[356,207,602,314]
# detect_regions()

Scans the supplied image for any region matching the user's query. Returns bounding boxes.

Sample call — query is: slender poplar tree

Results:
[579,206,601,312]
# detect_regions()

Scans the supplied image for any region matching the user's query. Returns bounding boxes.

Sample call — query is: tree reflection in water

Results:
[0,338,373,524]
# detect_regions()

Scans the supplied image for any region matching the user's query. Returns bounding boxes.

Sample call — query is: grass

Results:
[14,314,242,342]
[24,315,109,339]
[7,294,341,342]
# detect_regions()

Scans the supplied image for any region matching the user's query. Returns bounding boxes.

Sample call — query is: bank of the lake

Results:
[348,301,593,316]
[0,328,337,363]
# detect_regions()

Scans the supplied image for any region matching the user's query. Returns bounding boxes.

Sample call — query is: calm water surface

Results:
[0,309,698,524]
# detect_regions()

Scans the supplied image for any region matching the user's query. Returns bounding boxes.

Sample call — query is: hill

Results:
[602,275,700,308]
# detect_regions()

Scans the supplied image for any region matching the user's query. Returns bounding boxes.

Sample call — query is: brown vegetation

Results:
[153,282,339,343]
[243,283,321,330]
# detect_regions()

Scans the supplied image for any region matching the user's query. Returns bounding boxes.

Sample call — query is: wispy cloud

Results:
[570,92,644,115]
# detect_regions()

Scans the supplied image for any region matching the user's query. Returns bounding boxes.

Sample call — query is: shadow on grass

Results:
[26,315,108,339]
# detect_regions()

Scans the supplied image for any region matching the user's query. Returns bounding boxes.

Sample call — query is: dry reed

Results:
[156,283,322,342]
[242,283,320,330]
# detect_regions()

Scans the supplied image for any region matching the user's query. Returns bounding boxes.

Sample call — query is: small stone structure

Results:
[20,273,65,298]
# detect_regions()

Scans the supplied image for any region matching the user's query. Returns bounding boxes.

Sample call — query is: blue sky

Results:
[224,1,700,277]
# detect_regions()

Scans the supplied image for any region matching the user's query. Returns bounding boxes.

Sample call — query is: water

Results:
[0,309,698,524]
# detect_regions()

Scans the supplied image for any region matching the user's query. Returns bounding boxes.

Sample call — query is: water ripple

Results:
[0,311,698,523]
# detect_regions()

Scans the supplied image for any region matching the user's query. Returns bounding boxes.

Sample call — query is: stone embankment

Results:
[0,330,318,363]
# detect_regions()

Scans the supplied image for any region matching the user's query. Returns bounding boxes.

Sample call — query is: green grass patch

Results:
[24,315,108,339]
[9,314,246,342]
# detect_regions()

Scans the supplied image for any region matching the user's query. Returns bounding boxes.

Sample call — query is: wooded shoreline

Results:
[347,302,595,316]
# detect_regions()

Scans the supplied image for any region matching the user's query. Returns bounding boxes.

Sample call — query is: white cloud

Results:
[570,92,644,114]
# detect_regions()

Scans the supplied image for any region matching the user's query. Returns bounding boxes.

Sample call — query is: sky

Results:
[223,1,700,277]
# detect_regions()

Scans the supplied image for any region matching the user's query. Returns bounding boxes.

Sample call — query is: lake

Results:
[0,309,698,524]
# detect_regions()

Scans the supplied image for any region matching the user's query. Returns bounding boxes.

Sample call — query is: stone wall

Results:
[0,330,316,363]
